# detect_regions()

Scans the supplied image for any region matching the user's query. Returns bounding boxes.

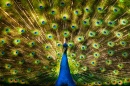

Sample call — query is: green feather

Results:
[0,0,130,85]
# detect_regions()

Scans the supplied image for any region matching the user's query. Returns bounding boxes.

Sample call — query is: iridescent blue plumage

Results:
[55,43,76,86]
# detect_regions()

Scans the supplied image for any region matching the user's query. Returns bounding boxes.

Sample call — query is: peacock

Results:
[0,0,130,86]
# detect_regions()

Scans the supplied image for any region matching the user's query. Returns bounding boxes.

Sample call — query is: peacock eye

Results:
[92,62,94,64]
[32,52,35,55]
[100,68,103,70]
[98,7,102,10]
[92,43,100,49]
[60,2,65,6]
[122,52,128,58]
[49,36,52,38]
[71,26,75,28]
[32,42,34,45]
[84,6,92,13]
[75,11,78,14]
[22,80,24,82]
[61,2,64,4]
[109,22,112,25]
[114,9,117,11]
[83,21,87,24]
[21,60,24,62]
[86,8,89,11]
[6,3,11,7]
[94,44,97,46]
[106,59,112,65]
[114,8,118,12]
[57,44,60,46]
[34,32,37,34]
[2,40,4,43]
[16,51,18,54]
[80,55,84,59]
[16,40,19,42]
[123,21,126,23]
[53,25,56,28]
[78,38,81,40]
[52,10,54,13]
[21,29,25,33]
[63,16,66,19]
[2,51,5,55]
[108,21,115,27]
[46,46,49,48]
[51,10,56,15]
[35,60,40,64]
[6,29,8,31]
[74,9,81,16]
[96,21,99,24]
[14,70,17,73]
[42,21,45,24]
[28,68,31,70]
[39,6,43,9]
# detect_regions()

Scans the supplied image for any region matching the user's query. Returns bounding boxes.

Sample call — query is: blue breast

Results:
[55,43,76,86]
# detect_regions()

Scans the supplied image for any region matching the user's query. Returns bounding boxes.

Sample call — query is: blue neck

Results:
[55,50,76,86]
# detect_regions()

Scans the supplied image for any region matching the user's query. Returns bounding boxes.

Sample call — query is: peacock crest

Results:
[0,0,130,86]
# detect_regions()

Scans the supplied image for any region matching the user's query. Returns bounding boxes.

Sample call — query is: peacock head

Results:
[63,43,68,53]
